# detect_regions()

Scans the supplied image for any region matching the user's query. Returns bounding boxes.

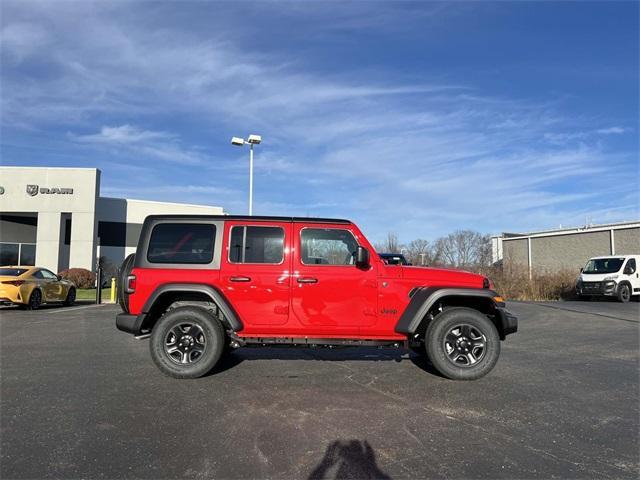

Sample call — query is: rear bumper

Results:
[116,312,146,335]
[496,308,518,339]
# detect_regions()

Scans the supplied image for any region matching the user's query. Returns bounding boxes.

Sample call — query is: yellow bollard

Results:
[110,277,116,303]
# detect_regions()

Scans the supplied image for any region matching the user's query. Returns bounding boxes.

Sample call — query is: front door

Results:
[219,221,291,333]
[624,258,640,293]
[290,224,378,337]
[38,269,64,301]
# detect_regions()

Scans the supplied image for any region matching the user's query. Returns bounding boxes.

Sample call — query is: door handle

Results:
[229,276,251,282]
[297,277,318,284]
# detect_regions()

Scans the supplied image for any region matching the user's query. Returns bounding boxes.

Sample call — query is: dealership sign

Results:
[26,184,74,196]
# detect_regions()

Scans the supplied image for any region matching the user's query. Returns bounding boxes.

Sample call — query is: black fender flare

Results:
[395,287,510,336]
[142,283,244,332]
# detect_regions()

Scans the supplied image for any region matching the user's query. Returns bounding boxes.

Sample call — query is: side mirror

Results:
[355,246,370,269]
[579,268,583,273]
[56,275,62,281]
[624,266,634,275]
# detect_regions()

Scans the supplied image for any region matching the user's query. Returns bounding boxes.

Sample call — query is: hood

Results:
[579,272,620,282]
[401,266,485,288]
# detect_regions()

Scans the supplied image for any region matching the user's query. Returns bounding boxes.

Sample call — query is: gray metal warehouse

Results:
[492,221,640,275]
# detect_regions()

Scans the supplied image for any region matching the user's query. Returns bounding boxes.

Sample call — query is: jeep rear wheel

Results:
[425,307,500,380]
[150,306,224,379]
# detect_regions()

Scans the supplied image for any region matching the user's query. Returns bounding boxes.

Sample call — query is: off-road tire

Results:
[150,307,225,379]
[425,307,500,380]
[617,284,631,303]
[26,289,42,310]
[64,287,76,306]
[117,253,136,313]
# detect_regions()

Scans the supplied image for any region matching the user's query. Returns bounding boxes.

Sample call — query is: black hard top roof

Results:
[144,215,352,224]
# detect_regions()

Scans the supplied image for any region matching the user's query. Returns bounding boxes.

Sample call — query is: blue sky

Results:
[1,1,638,243]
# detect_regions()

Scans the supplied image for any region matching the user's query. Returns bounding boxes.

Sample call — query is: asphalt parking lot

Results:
[1,300,638,479]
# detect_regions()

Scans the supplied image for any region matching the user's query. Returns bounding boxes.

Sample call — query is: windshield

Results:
[583,258,625,274]
[379,254,409,265]
[0,268,28,276]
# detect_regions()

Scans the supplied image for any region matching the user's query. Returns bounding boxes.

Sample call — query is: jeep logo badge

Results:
[26,184,39,196]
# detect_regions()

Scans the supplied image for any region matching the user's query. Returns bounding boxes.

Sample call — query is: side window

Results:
[147,223,215,264]
[625,258,636,274]
[229,226,284,264]
[301,228,359,265]
[32,270,44,279]
[41,269,58,280]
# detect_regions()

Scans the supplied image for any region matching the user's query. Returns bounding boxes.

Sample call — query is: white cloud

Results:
[69,125,208,165]
[71,125,169,144]
[596,126,628,135]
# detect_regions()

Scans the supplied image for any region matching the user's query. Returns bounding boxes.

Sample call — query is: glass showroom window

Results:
[19,244,36,266]
[0,243,37,266]
[0,243,19,266]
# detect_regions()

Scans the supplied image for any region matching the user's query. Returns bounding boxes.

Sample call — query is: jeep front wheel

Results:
[425,307,500,380]
[150,307,225,379]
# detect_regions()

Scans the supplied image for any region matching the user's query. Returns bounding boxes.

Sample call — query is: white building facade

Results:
[0,167,224,272]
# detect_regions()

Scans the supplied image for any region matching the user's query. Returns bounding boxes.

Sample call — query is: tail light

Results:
[1,280,25,286]
[125,275,136,294]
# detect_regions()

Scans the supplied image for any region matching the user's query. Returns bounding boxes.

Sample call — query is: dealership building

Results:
[0,167,224,272]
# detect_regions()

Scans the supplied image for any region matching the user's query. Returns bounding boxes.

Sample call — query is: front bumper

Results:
[576,281,617,296]
[116,312,146,335]
[496,307,518,339]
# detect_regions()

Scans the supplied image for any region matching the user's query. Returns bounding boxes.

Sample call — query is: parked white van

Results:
[576,255,640,302]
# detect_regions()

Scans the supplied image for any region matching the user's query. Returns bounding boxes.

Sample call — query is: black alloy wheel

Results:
[27,289,42,310]
[443,324,487,367]
[64,288,76,306]
[163,323,207,365]
[150,306,225,379]
[425,307,500,380]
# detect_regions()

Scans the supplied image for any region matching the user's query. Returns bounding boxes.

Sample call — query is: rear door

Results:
[290,223,378,336]
[219,221,291,332]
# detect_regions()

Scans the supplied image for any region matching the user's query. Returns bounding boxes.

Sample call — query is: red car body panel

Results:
[126,219,487,340]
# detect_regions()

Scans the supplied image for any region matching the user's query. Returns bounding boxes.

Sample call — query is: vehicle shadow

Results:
[308,439,392,480]
[0,300,95,311]
[208,347,445,378]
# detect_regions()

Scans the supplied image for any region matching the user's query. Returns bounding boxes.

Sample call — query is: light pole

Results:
[231,134,261,215]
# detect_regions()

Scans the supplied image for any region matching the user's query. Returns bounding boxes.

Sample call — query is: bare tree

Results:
[379,232,401,253]
[405,238,437,265]
[435,230,490,268]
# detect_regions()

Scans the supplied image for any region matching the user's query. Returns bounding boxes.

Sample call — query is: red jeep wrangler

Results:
[116,216,517,380]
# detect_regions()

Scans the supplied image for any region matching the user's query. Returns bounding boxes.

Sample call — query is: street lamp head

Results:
[247,134,262,145]
[231,137,245,146]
